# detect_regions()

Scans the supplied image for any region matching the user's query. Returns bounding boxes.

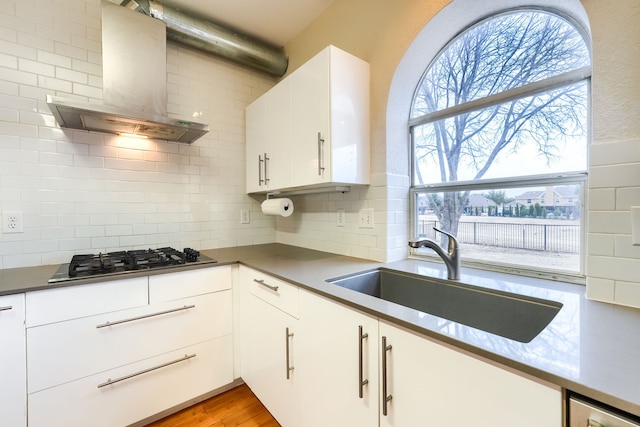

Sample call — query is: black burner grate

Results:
[68,247,200,278]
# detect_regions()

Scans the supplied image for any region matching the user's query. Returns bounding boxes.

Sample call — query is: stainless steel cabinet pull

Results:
[258,154,264,185]
[358,325,369,398]
[96,305,195,328]
[0,306,13,312]
[254,278,279,292]
[264,152,270,184]
[587,420,605,427]
[285,327,294,379]
[382,336,393,416]
[317,132,325,176]
[97,353,196,388]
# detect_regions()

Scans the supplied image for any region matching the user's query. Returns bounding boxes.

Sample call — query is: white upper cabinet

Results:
[246,45,369,194]
[291,45,370,188]
[246,80,293,193]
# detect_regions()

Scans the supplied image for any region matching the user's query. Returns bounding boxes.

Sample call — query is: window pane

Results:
[412,81,588,185]
[413,185,582,273]
[411,11,590,118]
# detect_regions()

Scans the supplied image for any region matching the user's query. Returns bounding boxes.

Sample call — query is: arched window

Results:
[410,9,590,277]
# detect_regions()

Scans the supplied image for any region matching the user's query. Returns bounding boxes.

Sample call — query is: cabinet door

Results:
[292,46,370,187]
[246,80,292,193]
[291,47,330,187]
[264,77,292,190]
[298,290,378,427]
[246,95,267,193]
[0,294,26,427]
[241,284,299,427]
[379,320,561,427]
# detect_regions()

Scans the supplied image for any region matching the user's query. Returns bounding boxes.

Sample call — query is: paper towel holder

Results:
[265,186,351,199]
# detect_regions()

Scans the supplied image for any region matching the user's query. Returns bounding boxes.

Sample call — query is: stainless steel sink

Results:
[327,268,562,343]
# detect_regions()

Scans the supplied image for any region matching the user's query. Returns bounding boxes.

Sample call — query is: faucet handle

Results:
[433,227,458,242]
[433,227,459,254]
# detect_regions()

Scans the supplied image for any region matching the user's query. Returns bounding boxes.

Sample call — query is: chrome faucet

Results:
[409,227,460,280]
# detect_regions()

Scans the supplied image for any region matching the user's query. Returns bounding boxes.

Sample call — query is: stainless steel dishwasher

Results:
[570,396,640,427]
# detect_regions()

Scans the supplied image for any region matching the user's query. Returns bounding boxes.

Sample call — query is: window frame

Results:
[408,8,591,283]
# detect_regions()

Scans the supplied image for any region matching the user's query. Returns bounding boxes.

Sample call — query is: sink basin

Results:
[327,268,562,343]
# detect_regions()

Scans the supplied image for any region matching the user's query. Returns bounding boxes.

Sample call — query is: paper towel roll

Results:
[261,198,294,217]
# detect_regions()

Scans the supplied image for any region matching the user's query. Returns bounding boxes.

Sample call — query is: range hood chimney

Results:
[47,0,209,144]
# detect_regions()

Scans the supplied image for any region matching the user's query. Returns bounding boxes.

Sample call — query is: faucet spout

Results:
[409,227,460,280]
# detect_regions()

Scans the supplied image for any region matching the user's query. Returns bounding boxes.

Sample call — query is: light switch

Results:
[631,206,640,245]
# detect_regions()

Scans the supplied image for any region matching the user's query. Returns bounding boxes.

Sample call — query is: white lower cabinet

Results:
[378,320,562,427]
[239,267,562,427]
[26,266,234,427]
[28,337,232,427]
[298,289,379,427]
[0,293,26,427]
[239,266,301,427]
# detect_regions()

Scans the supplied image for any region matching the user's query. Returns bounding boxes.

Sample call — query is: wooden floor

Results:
[144,384,280,427]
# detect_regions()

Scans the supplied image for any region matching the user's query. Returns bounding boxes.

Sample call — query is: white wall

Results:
[0,0,277,269]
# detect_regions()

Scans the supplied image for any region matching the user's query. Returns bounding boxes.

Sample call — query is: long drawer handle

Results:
[358,325,369,398]
[286,327,294,380]
[0,306,13,312]
[254,278,279,292]
[258,154,264,186]
[382,336,393,416]
[97,353,196,388]
[96,305,196,329]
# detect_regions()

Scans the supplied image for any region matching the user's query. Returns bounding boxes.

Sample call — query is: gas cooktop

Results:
[49,247,216,283]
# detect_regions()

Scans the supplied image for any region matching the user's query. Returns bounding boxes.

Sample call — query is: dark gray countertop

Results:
[2,243,639,417]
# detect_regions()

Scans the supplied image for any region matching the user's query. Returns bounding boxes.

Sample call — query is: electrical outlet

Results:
[337,209,346,227]
[240,209,250,224]
[358,208,374,228]
[2,211,23,233]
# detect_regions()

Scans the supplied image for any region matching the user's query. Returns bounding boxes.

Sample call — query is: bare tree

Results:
[412,11,589,237]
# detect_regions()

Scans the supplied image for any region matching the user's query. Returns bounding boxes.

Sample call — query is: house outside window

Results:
[410,9,590,279]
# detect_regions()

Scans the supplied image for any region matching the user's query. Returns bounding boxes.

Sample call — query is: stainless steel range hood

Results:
[47,1,209,144]
[47,95,209,143]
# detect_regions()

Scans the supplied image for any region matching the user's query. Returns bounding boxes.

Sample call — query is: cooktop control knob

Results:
[183,248,200,262]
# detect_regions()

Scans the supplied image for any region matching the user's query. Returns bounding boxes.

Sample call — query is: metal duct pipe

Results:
[147,1,288,77]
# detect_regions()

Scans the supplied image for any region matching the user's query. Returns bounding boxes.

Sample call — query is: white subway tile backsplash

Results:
[587,139,640,307]
[588,211,630,234]
[0,106,17,122]
[590,163,640,189]
[0,52,17,68]
[37,51,71,70]
[590,139,640,167]
[614,281,640,307]
[587,255,640,284]
[586,277,615,302]
[587,233,614,256]
[616,187,640,210]
[614,235,640,258]
[54,40,87,61]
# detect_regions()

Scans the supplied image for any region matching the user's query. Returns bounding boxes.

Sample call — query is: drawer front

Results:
[247,269,299,318]
[28,336,234,427]
[149,265,231,303]
[27,290,231,393]
[26,277,148,327]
